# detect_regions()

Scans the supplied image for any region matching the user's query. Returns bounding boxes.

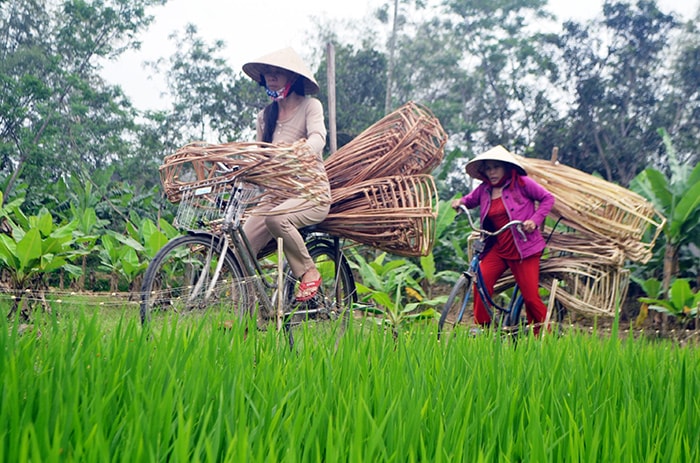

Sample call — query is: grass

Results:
[1,304,699,462]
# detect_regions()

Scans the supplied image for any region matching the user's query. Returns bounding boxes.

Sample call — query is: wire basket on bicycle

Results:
[174,179,258,233]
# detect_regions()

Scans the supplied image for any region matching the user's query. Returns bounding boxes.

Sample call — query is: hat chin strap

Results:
[265,79,295,101]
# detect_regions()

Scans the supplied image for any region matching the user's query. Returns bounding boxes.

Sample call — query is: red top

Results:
[487,197,520,259]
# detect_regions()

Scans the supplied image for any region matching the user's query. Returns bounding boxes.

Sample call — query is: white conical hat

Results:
[242,47,320,95]
[465,145,527,179]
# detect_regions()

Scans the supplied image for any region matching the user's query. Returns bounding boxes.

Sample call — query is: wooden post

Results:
[277,237,284,331]
[326,42,337,154]
[543,278,559,337]
[550,146,559,164]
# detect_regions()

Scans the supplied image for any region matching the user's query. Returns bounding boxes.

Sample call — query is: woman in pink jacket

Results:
[451,145,555,333]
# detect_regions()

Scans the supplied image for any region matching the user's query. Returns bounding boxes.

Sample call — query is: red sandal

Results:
[296,277,322,302]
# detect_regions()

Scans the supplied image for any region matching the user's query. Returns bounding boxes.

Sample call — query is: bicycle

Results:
[437,205,565,339]
[140,173,357,347]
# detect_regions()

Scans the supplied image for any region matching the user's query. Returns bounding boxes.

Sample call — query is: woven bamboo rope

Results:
[514,155,665,264]
[159,140,329,214]
[318,175,439,257]
[324,101,447,189]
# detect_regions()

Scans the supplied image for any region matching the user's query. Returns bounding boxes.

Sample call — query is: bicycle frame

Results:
[452,244,525,327]
[438,205,527,334]
[183,177,352,321]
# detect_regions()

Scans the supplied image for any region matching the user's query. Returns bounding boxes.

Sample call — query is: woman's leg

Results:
[507,253,547,331]
[263,198,330,279]
[474,251,508,325]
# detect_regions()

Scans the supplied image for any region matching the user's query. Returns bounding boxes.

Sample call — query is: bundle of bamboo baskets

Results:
[320,101,447,255]
[495,257,631,317]
[324,101,447,189]
[511,152,665,316]
[318,175,439,257]
[515,154,665,264]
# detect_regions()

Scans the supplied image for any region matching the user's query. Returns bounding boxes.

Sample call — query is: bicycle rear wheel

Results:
[498,280,568,336]
[438,274,474,339]
[140,233,250,325]
[282,238,356,347]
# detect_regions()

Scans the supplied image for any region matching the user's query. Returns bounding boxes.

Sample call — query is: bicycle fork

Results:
[187,234,230,305]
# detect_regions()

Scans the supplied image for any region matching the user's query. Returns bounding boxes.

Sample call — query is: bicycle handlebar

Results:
[456,204,527,241]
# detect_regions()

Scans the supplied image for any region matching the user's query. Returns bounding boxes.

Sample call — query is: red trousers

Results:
[473,251,547,328]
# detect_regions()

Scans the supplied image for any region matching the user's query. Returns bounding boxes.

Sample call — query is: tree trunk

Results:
[384,0,399,115]
[660,241,679,333]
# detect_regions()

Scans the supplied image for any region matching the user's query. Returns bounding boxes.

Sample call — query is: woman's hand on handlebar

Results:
[521,219,537,233]
[451,198,463,210]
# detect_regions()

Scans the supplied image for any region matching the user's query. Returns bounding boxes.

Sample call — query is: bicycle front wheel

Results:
[140,233,250,325]
[438,273,474,339]
[282,238,356,343]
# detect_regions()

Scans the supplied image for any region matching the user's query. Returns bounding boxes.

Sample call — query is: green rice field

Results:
[1,308,699,462]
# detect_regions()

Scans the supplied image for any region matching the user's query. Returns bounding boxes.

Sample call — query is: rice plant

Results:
[1,306,698,462]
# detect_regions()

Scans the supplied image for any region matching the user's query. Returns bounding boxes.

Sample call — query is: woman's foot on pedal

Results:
[296,269,322,302]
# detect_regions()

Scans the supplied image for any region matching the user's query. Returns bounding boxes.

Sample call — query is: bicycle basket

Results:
[174,180,255,232]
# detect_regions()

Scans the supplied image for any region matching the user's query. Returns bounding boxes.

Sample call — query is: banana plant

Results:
[70,204,109,290]
[0,192,81,318]
[630,129,700,290]
[97,216,179,292]
[347,248,446,334]
[97,232,148,292]
[629,130,700,330]
[638,278,700,327]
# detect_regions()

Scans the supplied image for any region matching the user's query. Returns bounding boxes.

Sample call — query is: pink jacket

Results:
[460,176,555,259]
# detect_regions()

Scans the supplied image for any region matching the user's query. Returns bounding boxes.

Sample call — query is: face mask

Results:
[265,81,293,101]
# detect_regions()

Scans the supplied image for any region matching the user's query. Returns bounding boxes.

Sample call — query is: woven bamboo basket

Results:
[159,140,330,215]
[514,155,665,263]
[540,258,630,316]
[495,257,630,317]
[324,101,447,189]
[317,175,439,257]
[545,228,628,266]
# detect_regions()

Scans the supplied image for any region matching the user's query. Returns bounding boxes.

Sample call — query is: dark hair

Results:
[260,75,306,143]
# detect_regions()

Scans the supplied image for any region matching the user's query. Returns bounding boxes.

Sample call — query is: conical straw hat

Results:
[242,47,320,95]
[465,145,527,179]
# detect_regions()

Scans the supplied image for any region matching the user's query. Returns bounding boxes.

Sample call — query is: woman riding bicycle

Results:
[241,47,330,302]
[451,146,555,334]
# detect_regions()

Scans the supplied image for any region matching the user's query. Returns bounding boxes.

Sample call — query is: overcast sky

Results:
[101,0,698,111]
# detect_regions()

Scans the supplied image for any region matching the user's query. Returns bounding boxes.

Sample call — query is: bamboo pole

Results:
[543,278,559,337]
[277,237,284,331]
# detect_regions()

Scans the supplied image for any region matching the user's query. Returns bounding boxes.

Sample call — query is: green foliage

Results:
[632,276,664,301]
[0,0,164,203]
[639,278,700,321]
[347,248,445,332]
[0,192,80,295]
[431,197,471,276]
[630,130,700,246]
[145,24,265,147]
[629,130,700,283]
[541,1,682,185]
[97,216,179,292]
[2,313,700,461]
[316,42,387,145]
